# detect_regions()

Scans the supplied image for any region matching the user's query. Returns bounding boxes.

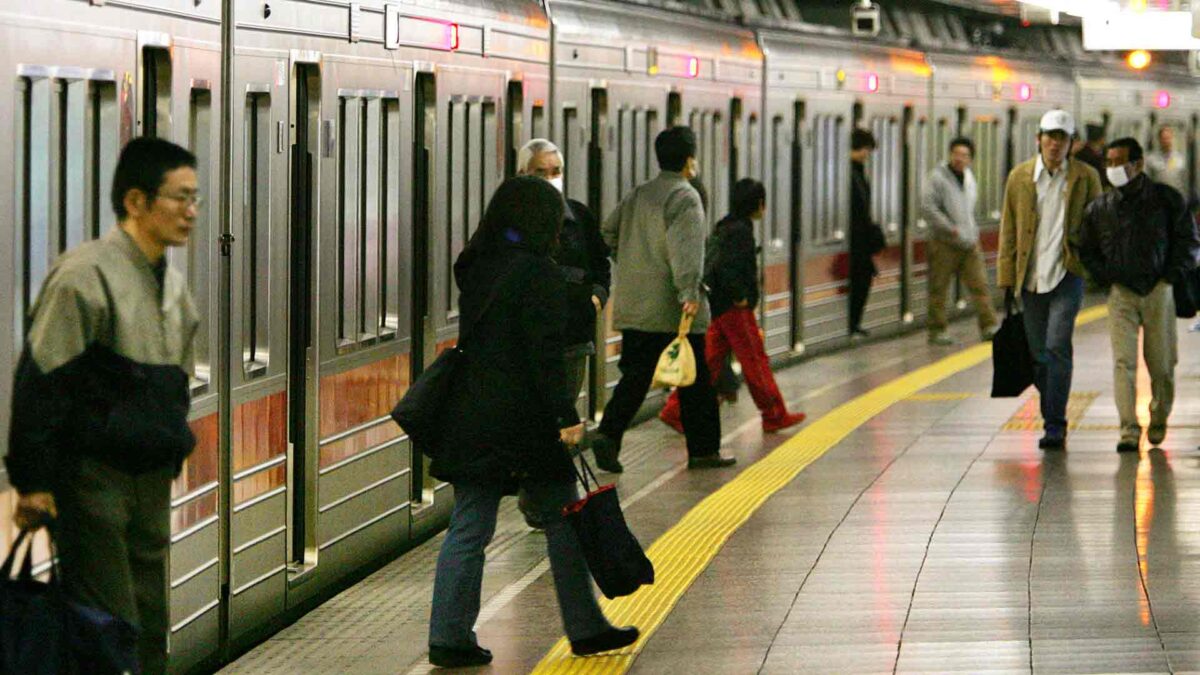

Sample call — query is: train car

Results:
[547,0,762,415]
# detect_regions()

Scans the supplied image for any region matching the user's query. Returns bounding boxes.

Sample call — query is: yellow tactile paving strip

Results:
[531,305,1108,675]
[1001,391,1101,431]
[904,392,976,401]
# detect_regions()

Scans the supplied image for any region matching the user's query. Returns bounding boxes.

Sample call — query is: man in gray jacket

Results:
[922,136,998,345]
[591,127,735,472]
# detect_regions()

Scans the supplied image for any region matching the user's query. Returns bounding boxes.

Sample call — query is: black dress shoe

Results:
[1116,440,1140,453]
[851,328,871,338]
[570,626,640,656]
[592,434,624,473]
[1038,434,1066,450]
[429,644,493,668]
[687,454,737,469]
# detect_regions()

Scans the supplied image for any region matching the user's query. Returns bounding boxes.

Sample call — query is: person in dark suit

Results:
[849,127,883,336]
[426,176,637,668]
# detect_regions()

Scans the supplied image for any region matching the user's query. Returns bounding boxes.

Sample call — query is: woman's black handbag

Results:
[390,266,512,457]
[991,306,1035,398]
[563,454,655,599]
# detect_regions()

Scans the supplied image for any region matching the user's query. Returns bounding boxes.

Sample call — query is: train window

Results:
[141,47,172,138]
[869,117,901,232]
[531,103,546,140]
[709,112,724,222]
[505,81,523,178]
[361,98,383,340]
[588,88,607,217]
[770,115,785,242]
[808,114,844,245]
[667,92,682,127]
[16,75,117,338]
[633,108,648,184]
[645,109,659,181]
[467,101,485,245]
[969,118,1002,221]
[383,98,401,334]
[187,89,213,387]
[748,113,761,181]
[913,118,929,227]
[730,98,744,188]
[617,106,634,199]
[243,92,271,370]
[481,100,498,225]
[447,99,468,317]
[562,106,578,199]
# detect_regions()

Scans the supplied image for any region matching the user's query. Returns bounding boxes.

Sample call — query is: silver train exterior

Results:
[0,0,1195,671]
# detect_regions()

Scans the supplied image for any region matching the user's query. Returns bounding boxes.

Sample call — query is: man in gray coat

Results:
[922,136,998,345]
[591,127,735,472]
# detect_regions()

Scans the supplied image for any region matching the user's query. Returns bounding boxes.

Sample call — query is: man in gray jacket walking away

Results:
[922,137,998,345]
[591,127,735,473]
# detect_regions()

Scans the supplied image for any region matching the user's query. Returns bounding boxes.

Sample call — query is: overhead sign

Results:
[1083,11,1200,50]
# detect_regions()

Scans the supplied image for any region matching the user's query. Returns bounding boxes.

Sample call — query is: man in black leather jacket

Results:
[1079,137,1200,453]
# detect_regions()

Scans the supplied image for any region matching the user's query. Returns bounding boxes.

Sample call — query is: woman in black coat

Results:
[426,176,638,668]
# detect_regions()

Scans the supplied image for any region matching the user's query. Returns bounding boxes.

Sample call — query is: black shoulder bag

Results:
[390,264,514,457]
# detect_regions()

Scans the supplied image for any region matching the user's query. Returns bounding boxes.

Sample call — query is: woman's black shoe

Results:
[429,644,493,668]
[570,626,640,656]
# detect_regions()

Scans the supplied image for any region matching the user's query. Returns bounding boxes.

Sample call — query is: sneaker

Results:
[429,644,493,668]
[687,453,737,469]
[1148,424,1167,446]
[763,412,806,433]
[591,434,624,473]
[570,626,640,656]
[1038,434,1066,450]
[658,405,684,434]
[1117,440,1140,453]
[927,332,955,346]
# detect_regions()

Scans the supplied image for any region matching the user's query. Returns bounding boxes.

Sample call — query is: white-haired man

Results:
[996,109,1102,450]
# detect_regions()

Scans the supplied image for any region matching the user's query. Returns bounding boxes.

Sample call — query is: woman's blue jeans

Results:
[429,479,612,649]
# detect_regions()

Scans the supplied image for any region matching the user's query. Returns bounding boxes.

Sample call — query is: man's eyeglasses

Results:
[159,192,203,208]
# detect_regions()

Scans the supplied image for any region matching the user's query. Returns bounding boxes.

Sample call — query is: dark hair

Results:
[948,136,974,157]
[655,126,697,172]
[1107,137,1144,163]
[688,176,708,214]
[111,137,197,219]
[475,176,564,256]
[851,128,877,151]
[731,178,766,219]
[1086,123,1106,143]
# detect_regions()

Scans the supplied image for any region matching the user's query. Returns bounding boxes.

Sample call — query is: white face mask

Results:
[548,175,564,193]
[1106,164,1131,188]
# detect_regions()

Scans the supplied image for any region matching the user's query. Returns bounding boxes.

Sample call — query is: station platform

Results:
[221,306,1200,674]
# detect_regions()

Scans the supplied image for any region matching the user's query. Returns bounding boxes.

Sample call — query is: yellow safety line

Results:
[531,305,1109,674]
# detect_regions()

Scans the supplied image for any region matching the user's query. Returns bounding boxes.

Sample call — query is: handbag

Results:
[990,304,1035,398]
[562,453,655,599]
[0,529,140,675]
[390,264,514,456]
[651,313,697,389]
[0,530,65,675]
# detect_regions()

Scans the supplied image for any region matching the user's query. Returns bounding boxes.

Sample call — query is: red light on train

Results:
[446,23,460,51]
[686,57,700,78]
[1155,90,1171,109]
[866,72,879,93]
[1017,83,1033,102]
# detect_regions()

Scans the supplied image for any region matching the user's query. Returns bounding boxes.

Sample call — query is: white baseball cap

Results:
[1039,109,1076,136]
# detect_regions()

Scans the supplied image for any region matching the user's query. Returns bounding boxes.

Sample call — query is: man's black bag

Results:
[390,265,512,455]
[1,530,64,675]
[991,308,1035,398]
[563,454,654,599]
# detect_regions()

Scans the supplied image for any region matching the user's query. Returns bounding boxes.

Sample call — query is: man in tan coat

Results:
[997,109,1102,450]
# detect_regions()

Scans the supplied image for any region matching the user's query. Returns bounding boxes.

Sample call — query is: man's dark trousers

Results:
[598,330,721,458]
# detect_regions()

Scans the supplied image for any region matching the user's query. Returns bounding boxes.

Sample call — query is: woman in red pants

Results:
[660,179,805,434]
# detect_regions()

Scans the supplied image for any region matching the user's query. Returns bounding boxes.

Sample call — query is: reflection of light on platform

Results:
[1135,456,1155,626]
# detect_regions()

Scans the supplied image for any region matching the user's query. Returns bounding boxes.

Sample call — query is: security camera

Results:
[852,1,881,37]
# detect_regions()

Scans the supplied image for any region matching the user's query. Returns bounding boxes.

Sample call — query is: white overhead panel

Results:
[1082,11,1200,49]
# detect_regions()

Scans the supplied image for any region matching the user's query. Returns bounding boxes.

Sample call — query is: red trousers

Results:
[662,308,788,423]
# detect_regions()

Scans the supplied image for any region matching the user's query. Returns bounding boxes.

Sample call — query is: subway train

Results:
[0,0,1196,671]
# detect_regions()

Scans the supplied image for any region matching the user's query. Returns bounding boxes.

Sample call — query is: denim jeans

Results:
[429,479,611,649]
[1021,273,1085,437]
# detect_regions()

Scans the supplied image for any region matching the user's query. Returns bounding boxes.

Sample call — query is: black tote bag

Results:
[991,309,1035,398]
[562,454,655,599]
[0,530,64,675]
